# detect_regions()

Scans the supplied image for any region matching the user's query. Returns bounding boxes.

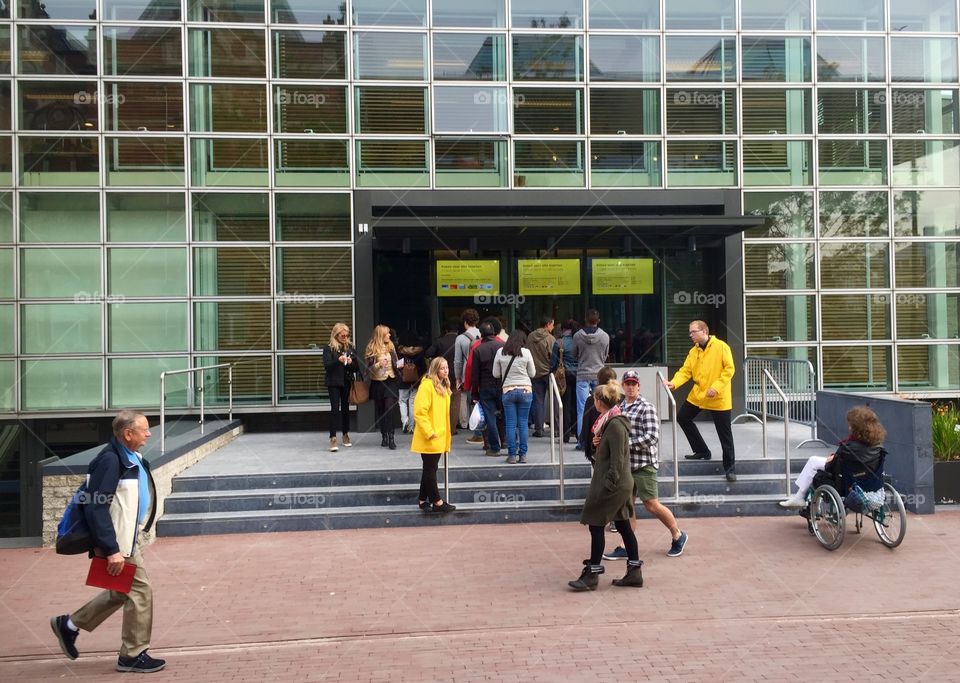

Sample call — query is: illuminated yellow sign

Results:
[436,260,500,297]
[517,259,581,295]
[592,258,654,294]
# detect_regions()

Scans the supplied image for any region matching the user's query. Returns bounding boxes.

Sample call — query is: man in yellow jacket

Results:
[665,320,737,482]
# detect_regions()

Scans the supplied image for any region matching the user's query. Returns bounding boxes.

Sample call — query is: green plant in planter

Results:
[932,403,960,461]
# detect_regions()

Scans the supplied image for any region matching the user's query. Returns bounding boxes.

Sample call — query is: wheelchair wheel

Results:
[811,485,846,551]
[873,483,906,549]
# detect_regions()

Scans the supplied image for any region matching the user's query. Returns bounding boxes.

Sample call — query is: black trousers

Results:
[589,520,638,564]
[419,453,442,503]
[328,385,350,438]
[677,401,736,472]
[561,380,577,440]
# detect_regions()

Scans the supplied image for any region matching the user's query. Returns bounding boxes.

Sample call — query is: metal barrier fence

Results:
[733,356,829,448]
[160,363,233,453]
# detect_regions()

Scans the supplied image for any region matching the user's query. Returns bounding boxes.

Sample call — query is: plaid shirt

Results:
[619,395,660,471]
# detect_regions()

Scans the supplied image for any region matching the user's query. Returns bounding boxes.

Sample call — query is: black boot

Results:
[568,560,604,592]
[612,560,644,587]
[388,431,397,450]
[381,432,389,448]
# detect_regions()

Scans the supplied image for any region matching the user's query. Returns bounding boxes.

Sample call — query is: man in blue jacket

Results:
[50,410,164,673]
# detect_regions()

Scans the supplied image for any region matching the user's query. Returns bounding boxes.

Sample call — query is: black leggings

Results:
[419,453,442,503]
[328,385,350,438]
[589,520,638,564]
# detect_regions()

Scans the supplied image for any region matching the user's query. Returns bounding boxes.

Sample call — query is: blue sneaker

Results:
[667,531,688,557]
[602,546,628,561]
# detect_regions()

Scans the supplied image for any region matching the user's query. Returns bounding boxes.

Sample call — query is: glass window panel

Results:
[513,35,582,81]
[665,0,735,29]
[17,0,93,19]
[742,38,811,82]
[892,140,960,186]
[742,89,811,134]
[104,83,183,132]
[17,25,97,75]
[106,137,185,187]
[189,85,267,133]
[744,243,814,289]
[890,0,957,32]
[21,359,102,410]
[273,31,345,80]
[0,136,10,186]
[356,87,427,133]
[109,303,187,352]
[590,90,659,135]
[820,243,889,289]
[743,140,812,186]
[816,37,885,83]
[891,38,959,84]
[513,88,583,134]
[435,139,508,187]
[0,82,9,129]
[278,247,353,295]
[109,357,189,409]
[0,305,12,352]
[511,0,582,28]
[276,194,351,241]
[741,0,810,30]
[822,346,891,390]
[0,361,12,411]
[187,0,264,22]
[19,81,97,130]
[354,33,426,80]
[665,37,735,82]
[278,355,326,402]
[819,191,889,238]
[816,0,884,30]
[20,192,99,242]
[20,137,99,187]
[745,295,816,341]
[271,0,347,24]
[666,90,736,135]
[273,86,346,134]
[434,86,508,134]
[590,141,662,188]
[21,248,99,298]
[818,140,887,185]
[513,140,585,187]
[103,27,181,77]
[0,193,11,243]
[195,356,271,404]
[109,248,187,297]
[187,28,266,78]
[0,249,11,298]
[103,0,180,20]
[192,247,270,296]
[22,303,100,354]
[107,193,186,243]
[588,0,659,29]
[194,302,271,351]
[744,192,814,239]
[896,294,960,340]
[897,344,960,390]
[817,89,885,134]
[275,139,350,187]
[353,0,426,26]
[190,138,270,187]
[588,36,659,82]
[666,141,737,187]
[433,33,506,81]
[895,242,960,288]
[193,193,269,241]
[891,89,959,135]
[894,190,960,237]
[356,140,429,187]
[0,28,8,73]
[433,0,506,28]
[821,295,890,340]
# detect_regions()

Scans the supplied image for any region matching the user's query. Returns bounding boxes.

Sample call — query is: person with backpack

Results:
[50,411,165,673]
[526,315,560,438]
[573,309,611,450]
[559,319,580,443]
[454,309,482,443]
[396,330,427,435]
[493,329,537,463]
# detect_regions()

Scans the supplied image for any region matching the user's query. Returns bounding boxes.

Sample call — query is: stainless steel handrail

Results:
[656,371,679,499]
[761,369,791,494]
[160,363,233,454]
[548,372,566,504]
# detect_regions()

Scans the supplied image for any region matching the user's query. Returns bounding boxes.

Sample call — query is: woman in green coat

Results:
[569,381,644,591]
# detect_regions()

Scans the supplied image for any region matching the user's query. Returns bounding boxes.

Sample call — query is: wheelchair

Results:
[801,454,907,551]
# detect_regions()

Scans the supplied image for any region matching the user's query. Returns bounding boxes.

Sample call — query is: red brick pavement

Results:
[1,512,959,682]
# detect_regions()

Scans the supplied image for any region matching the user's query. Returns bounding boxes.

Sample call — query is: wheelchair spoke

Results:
[874,483,906,548]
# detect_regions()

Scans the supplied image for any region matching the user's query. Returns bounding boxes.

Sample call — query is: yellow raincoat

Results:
[410,376,452,454]
[669,336,735,411]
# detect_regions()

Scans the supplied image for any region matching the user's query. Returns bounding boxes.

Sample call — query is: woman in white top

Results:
[492,329,537,463]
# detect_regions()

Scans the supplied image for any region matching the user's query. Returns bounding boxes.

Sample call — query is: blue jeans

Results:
[502,389,534,456]
[575,379,598,447]
[478,387,503,452]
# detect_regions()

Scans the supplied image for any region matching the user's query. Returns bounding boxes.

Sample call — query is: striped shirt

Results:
[619,395,660,471]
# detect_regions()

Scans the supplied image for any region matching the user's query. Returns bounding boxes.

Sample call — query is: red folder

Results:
[86,556,137,594]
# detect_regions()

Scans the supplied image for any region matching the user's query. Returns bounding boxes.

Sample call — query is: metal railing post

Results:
[656,371,679,499]
[199,375,205,434]
[160,372,166,454]
[228,365,234,421]
[443,450,450,504]
[549,373,565,504]
[763,369,791,494]
[157,363,233,453]
[761,377,768,459]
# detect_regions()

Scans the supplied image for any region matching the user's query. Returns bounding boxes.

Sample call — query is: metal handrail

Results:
[656,371,680,499]
[761,369,791,494]
[548,372,566,504]
[160,363,233,454]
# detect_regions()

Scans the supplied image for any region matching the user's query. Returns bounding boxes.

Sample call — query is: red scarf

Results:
[592,405,622,438]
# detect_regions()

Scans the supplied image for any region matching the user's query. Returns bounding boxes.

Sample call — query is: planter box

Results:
[935,461,960,504]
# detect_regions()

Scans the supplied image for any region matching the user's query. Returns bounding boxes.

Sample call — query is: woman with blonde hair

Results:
[410,357,456,513]
[322,322,358,452]
[364,324,402,449]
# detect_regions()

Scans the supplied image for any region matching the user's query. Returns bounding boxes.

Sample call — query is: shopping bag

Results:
[468,402,485,431]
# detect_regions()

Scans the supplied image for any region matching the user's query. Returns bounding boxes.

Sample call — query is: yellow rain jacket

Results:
[669,336,735,411]
[410,376,453,454]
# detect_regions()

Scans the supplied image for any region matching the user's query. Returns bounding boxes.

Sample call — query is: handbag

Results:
[348,375,369,405]
[554,343,566,394]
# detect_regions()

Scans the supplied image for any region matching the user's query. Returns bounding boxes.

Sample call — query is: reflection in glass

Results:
[894,190,960,237]
[21,359,102,410]
[822,346,891,390]
[892,140,960,186]
[195,302,271,351]
[20,191,99,242]
[665,38,735,82]
[821,296,889,341]
[891,90,959,134]
[818,140,886,185]
[273,31,345,80]
[0,194,12,242]
[433,34,506,81]
[820,243,889,289]
[435,139,507,187]
[106,192,186,242]
[273,86,346,134]
[103,27,181,77]
[819,191,889,238]
[109,248,187,297]
[434,86,508,134]
[513,89,584,134]
[897,345,960,391]
[276,194,352,241]
[274,139,350,187]
[0,136,9,185]
[103,0,180,20]
[433,0,505,28]
[896,242,960,288]
[666,141,737,187]
[511,0,582,28]
[816,0,884,30]
[743,141,811,186]
[817,89,885,134]
[588,36,659,82]
[741,0,810,30]
[279,247,353,295]
[744,243,814,289]
[665,0,735,29]
[192,193,269,241]
[666,90,736,135]
[18,25,97,75]
[271,0,346,24]
[190,138,269,188]
[743,191,814,239]
[188,28,266,78]
[280,300,352,353]
[19,81,97,131]
[890,0,957,32]
[20,248,99,297]
[742,38,810,82]
[18,0,95,20]
[513,140,584,187]
[590,90,659,135]
[588,0,659,29]
[816,37,885,82]
[20,137,99,186]
[590,141,661,188]
[0,361,11,411]
[356,87,427,134]
[279,356,327,402]
[195,356,271,404]
[356,140,429,187]
[187,0,264,22]
[897,297,960,339]
[513,35,582,81]
[354,32,426,80]
[193,247,270,296]
[105,83,183,132]
[0,251,10,298]
[745,295,816,342]
[110,358,189,409]
[0,27,9,73]
[189,84,268,133]
[890,38,959,83]
[353,0,426,26]
[742,90,811,134]
[0,307,11,354]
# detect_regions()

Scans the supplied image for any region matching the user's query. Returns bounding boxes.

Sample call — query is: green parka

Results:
[580,414,635,526]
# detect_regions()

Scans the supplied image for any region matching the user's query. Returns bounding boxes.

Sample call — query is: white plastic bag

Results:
[468,402,485,431]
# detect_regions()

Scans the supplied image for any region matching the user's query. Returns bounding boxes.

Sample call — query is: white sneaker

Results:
[779,494,807,508]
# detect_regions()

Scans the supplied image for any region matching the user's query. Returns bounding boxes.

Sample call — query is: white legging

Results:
[793,455,828,494]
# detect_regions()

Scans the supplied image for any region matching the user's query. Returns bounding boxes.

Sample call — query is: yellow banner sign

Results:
[592,258,654,294]
[436,260,500,297]
[517,259,581,295]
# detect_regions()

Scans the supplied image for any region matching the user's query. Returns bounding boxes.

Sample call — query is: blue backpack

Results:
[55,449,123,555]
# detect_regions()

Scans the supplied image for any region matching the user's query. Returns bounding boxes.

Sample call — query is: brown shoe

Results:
[329,437,338,452]
[341,434,352,448]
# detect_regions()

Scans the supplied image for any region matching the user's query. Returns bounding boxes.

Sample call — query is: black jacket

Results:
[425,332,457,367]
[825,438,885,491]
[322,344,358,387]
[470,336,506,395]
[579,401,602,463]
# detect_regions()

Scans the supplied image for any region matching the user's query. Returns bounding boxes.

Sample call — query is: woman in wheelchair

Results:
[779,406,886,509]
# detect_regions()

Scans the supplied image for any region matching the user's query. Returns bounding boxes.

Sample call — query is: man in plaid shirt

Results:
[603,370,688,560]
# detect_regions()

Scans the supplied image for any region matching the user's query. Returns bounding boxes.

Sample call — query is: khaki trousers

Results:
[71,539,152,658]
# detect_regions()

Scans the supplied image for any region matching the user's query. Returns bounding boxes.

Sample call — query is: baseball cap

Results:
[622,370,640,384]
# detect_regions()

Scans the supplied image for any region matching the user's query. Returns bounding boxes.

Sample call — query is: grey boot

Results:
[568,560,604,591]
[612,560,644,588]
